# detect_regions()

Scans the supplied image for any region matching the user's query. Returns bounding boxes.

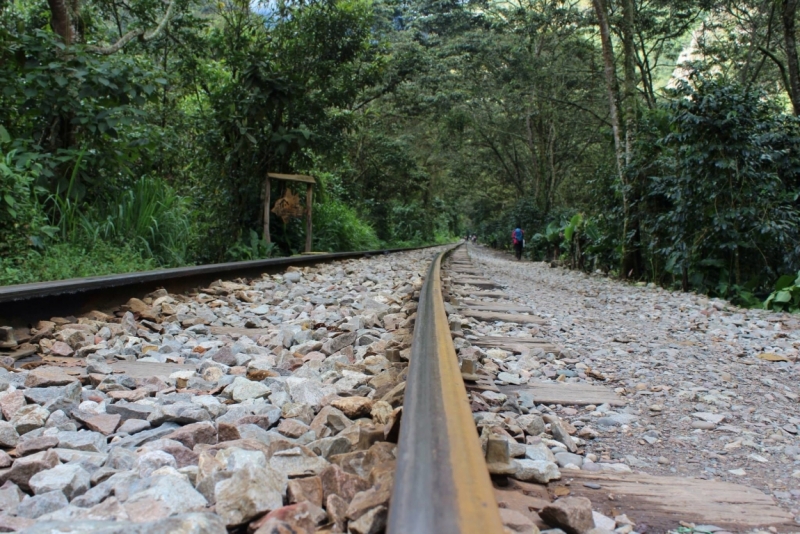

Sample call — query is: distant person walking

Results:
[512,226,524,260]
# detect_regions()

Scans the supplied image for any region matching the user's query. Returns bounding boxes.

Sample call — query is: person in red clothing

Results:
[512,226,524,260]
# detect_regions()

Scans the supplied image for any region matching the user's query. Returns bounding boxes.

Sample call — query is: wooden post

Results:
[263,177,271,243]
[305,183,313,253]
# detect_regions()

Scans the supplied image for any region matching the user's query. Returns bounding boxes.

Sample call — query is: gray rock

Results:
[555,452,584,468]
[287,379,330,409]
[217,448,267,471]
[105,447,138,470]
[117,419,151,435]
[148,403,211,426]
[216,404,280,429]
[87,361,113,375]
[543,415,577,453]
[58,430,108,453]
[29,463,91,500]
[46,410,77,432]
[224,377,270,402]
[596,413,637,427]
[108,423,180,449]
[517,414,546,436]
[5,449,61,492]
[146,512,228,534]
[123,473,207,520]
[308,436,351,459]
[106,402,154,421]
[0,421,19,448]
[20,520,128,534]
[269,447,329,477]
[236,424,274,444]
[17,434,59,456]
[137,451,177,478]
[540,496,595,534]
[11,404,50,435]
[214,464,286,526]
[15,489,69,519]
[52,449,108,473]
[525,442,557,463]
[0,482,24,511]
[24,386,73,406]
[513,459,561,483]
[284,272,302,283]
[322,331,356,355]
[71,479,115,508]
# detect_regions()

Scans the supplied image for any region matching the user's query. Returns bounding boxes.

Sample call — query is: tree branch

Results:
[86,0,174,55]
[758,45,791,94]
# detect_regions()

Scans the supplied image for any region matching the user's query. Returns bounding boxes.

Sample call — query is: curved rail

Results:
[388,245,504,534]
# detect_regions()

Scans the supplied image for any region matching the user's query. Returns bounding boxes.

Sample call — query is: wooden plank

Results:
[472,338,559,354]
[263,176,271,243]
[209,326,273,338]
[461,301,534,313]
[551,471,795,531]
[462,309,546,325]
[267,173,316,184]
[452,279,502,289]
[500,381,625,406]
[305,183,313,253]
[471,336,551,346]
[454,291,507,299]
[110,360,195,379]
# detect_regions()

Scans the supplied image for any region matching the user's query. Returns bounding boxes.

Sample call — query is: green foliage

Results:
[0,136,52,254]
[764,272,800,312]
[94,176,193,266]
[0,241,154,286]
[646,75,800,294]
[313,200,380,252]
[11,0,799,302]
[225,230,277,262]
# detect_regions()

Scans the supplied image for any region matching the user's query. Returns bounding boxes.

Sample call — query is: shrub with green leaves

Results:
[764,273,800,312]
[0,241,154,286]
[0,131,54,253]
[313,200,380,252]
[94,176,193,266]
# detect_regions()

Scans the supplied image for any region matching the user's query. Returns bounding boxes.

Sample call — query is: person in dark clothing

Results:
[512,226,524,260]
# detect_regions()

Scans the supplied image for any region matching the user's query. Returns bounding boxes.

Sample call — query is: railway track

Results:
[0,243,794,533]
[0,245,441,326]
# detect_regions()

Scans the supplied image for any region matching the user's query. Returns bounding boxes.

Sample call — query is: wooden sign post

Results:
[264,173,316,253]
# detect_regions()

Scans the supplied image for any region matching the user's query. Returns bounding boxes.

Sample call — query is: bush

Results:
[313,200,380,251]
[645,75,800,294]
[0,135,52,255]
[0,241,154,286]
[94,176,194,266]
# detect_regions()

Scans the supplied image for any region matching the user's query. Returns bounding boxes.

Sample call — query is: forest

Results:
[2,0,800,309]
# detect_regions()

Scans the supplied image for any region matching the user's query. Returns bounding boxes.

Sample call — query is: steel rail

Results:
[388,245,504,534]
[0,244,442,324]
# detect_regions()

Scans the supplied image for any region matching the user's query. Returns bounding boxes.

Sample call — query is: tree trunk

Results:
[621,0,636,166]
[47,0,73,44]
[592,0,630,277]
[782,0,800,115]
[592,0,624,176]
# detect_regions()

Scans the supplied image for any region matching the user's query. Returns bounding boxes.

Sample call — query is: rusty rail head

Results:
[387,245,504,534]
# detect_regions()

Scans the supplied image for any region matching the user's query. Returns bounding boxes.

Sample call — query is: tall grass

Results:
[48,170,193,268]
[95,176,192,266]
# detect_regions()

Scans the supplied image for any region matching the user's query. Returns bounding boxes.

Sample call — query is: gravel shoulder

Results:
[467,245,800,525]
